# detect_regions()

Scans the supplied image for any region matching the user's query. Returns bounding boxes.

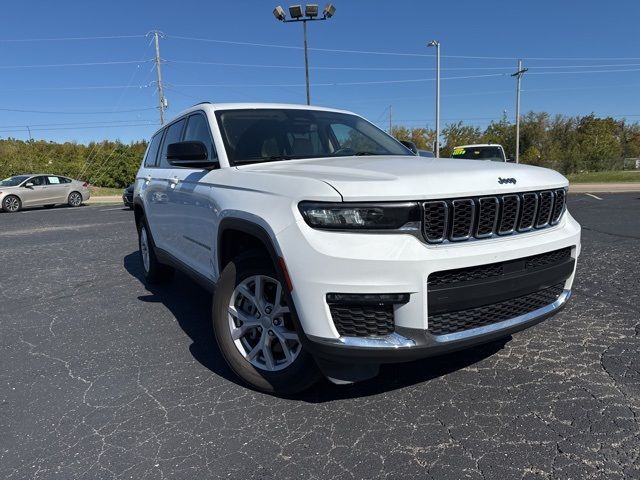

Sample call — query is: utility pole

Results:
[427,40,440,158]
[153,31,166,125]
[512,59,528,163]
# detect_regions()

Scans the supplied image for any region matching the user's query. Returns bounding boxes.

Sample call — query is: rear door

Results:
[45,176,68,203]
[145,118,186,253]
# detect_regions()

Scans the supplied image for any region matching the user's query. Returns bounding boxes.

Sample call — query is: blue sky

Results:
[1,0,639,143]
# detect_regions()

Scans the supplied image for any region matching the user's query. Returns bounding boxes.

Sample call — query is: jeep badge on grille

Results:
[498,177,517,184]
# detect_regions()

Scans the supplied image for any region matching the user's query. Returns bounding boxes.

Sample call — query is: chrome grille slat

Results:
[536,191,554,228]
[518,192,539,232]
[421,189,566,244]
[476,197,499,238]
[450,199,475,241]
[550,189,566,225]
[422,201,449,243]
[498,194,520,235]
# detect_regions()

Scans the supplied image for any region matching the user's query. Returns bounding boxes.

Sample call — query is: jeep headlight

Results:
[298,201,421,231]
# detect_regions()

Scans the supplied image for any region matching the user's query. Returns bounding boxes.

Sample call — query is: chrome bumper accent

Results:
[433,289,571,343]
[311,289,570,349]
[313,332,417,349]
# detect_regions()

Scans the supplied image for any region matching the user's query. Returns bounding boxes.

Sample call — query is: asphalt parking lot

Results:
[1,194,639,480]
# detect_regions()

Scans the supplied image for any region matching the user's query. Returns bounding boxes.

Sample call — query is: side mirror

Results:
[399,140,418,155]
[507,155,515,163]
[167,141,217,168]
[24,182,34,188]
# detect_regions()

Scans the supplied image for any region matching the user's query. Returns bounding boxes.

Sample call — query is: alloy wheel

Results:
[140,227,151,273]
[3,197,20,212]
[69,193,82,207]
[228,275,301,371]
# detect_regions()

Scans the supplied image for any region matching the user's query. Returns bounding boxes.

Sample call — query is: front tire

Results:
[68,191,83,207]
[137,219,174,284]
[2,195,21,213]
[212,253,320,394]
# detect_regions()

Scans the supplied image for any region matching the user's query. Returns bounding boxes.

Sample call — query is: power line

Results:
[169,73,506,89]
[1,83,153,92]
[0,34,146,43]
[0,119,157,128]
[0,123,156,133]
[166,59,640,72]
[166,35,640,61]
[0,106,157,115]
[0,60,152,69]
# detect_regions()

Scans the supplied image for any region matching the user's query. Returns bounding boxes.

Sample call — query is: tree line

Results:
[1,111,639,187]
[0,139,147,188]
[391,112,640,173]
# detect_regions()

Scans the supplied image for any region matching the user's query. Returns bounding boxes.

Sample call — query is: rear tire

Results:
[212,253,321,394]
[2,195,21,213]
[137,218,174,284]
[68,192,83,207]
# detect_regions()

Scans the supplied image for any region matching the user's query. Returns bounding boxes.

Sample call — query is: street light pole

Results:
[512,59,528,163]
[302,20,310,105]
[428,40,440,158]
[274,4,336,105]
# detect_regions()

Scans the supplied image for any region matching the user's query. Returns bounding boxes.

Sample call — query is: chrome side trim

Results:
[313,332,417,349]
[433,289,571,343]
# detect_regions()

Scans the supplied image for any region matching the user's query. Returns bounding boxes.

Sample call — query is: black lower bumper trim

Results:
[305,292,568,364]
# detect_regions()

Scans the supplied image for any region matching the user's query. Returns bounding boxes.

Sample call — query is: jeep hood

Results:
[239,156,568,201]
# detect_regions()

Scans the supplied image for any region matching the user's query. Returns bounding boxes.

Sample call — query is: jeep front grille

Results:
[422,188,567,244]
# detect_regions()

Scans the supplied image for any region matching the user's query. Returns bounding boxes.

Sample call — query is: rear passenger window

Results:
[47,176,61,184]
[144,131,164,168]
[159,119,186,167]
[58,177,71,184]
[183,114,217,162]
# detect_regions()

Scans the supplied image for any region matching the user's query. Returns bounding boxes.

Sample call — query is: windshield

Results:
[0,175,30,187]
[452,146,505,162]
[215,109,411,165]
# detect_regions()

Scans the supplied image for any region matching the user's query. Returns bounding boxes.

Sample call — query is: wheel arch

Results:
[217,217,282,274]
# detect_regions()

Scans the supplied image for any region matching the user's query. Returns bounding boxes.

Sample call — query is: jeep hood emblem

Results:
[498,177,517,185]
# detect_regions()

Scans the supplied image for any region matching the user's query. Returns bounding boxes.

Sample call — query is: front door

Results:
[168,113,220,279]
[20,176,50,206]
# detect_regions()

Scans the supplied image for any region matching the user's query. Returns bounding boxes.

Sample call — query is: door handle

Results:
[169,176,179,185]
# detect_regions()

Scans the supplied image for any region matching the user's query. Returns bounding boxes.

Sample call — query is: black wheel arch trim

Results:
[216,217,318,352]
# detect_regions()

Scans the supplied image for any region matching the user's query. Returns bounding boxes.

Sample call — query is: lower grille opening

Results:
[327,293,408,337]
[427,283,564,336]
[330,304,395,337]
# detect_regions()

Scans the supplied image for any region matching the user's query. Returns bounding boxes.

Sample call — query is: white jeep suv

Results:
[133,102,581,394]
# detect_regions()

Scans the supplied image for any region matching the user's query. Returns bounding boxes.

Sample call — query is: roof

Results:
[150,102,359,137]
[453,143,504,148]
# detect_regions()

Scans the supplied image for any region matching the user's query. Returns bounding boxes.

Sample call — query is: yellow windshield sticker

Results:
[452,148,466,155]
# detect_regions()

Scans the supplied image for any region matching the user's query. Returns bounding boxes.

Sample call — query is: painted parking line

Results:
[99,207,127,212]
[585,193,603,200]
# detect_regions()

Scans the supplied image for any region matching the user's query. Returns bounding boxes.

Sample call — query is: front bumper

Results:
[306,290,570,363]
[277,211,581,363]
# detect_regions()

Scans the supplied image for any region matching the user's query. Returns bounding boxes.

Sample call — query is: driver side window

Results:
[29,176,46,186]
[330,123,384,154]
